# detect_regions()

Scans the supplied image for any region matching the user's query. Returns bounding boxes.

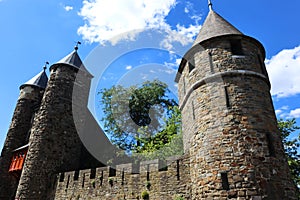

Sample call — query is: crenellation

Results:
[54,157,191,199]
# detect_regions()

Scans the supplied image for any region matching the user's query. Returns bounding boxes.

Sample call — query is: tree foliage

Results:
[99,80,180,155]
[278,118,300,186]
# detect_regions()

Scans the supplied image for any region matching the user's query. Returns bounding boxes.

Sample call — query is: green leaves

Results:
[99,80,181,156]
[278,118,300,186]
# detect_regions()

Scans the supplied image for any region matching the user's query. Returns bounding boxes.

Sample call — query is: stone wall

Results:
[54,156,191,200]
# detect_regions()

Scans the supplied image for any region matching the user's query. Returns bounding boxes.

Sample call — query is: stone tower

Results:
[176,6,298,200]
[0,67,48,199]
[14,46,95,199]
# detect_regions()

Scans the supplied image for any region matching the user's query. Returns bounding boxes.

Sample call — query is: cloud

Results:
[275,106,300,119]
[266,45,300,98]
[77,0,176,44]
[77,0,201,48]
[126,65,132,70]
[289,108,300,118]
[64,5,73,11]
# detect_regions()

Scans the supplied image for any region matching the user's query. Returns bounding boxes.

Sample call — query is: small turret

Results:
[15,46,95,199]
[0,65,48,200]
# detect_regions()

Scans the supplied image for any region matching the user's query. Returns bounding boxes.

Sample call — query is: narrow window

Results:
[66,175,70,189]
[188,57,195,72]
[90,168,96,179]
[266,133,275,157]
[100,171,103,186]
[146,165,150,181]
[208,52,214,73]
[230,39,244,55]
[176,160,180,181]
[82,173,85,188]
[121,169,125,185]
[224,86,231,108]
[221,172,230,190]
[74,170,79,181]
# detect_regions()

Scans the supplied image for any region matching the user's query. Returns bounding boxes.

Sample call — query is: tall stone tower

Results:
[14,46,95,199]
[176,5,298,200]
[0,67,48,199]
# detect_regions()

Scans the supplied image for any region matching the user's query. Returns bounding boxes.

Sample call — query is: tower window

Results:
[221,172,230,190]
[266,133,275,157]
[224,86,231,108]
[230,39,244,55]
[208,52,214,73]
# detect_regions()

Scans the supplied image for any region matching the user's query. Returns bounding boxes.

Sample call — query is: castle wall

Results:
[54,156,191,200]
[0,86,44,200]
[178,36,298,199]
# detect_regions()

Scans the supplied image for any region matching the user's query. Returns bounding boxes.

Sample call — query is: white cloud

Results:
[266,46,300,98]
[289,108,300,118]
[77,0,176,44]
[184,7,189,13]
[64,5,73,11]
[77,0,201,48]
[159,24,201,50]
[126,65,132,70]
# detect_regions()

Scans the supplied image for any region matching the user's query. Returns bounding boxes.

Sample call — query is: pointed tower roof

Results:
[193,9,243,46]
[50,45,93,77]
[20,66,48,89]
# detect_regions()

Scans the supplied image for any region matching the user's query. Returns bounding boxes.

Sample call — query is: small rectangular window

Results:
[208,52,214,73]
[221,172,230,190]
[266,133,275,157]
[230,39,244,55]
[224,86,231,108]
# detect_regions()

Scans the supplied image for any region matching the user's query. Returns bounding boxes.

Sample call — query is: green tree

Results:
[278,118,300,186]
[99,80,179,154]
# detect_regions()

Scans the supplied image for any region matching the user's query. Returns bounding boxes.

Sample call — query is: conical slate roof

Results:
[20,69,48,89]
[193,9,243,46]
[51,49,93,77]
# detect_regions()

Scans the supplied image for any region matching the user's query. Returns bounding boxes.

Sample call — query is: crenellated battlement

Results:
[54,155,191,200]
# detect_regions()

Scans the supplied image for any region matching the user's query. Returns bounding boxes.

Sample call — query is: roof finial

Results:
[43,61,49,71]
[208,0,213,11]
[74,41,81,51]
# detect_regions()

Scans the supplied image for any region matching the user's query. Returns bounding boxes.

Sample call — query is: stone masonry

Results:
[0,6,298,200]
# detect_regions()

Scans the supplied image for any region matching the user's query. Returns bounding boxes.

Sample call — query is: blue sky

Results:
[0,0,300,149]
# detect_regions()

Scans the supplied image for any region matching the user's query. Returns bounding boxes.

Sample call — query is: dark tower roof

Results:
[193,9,243,46]
[50,48,93,77]
[20,68,48,89]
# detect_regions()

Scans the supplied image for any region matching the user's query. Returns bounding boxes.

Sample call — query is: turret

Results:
[176,4,298,200]
[15,46,95,199]
[0,66,48,200]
